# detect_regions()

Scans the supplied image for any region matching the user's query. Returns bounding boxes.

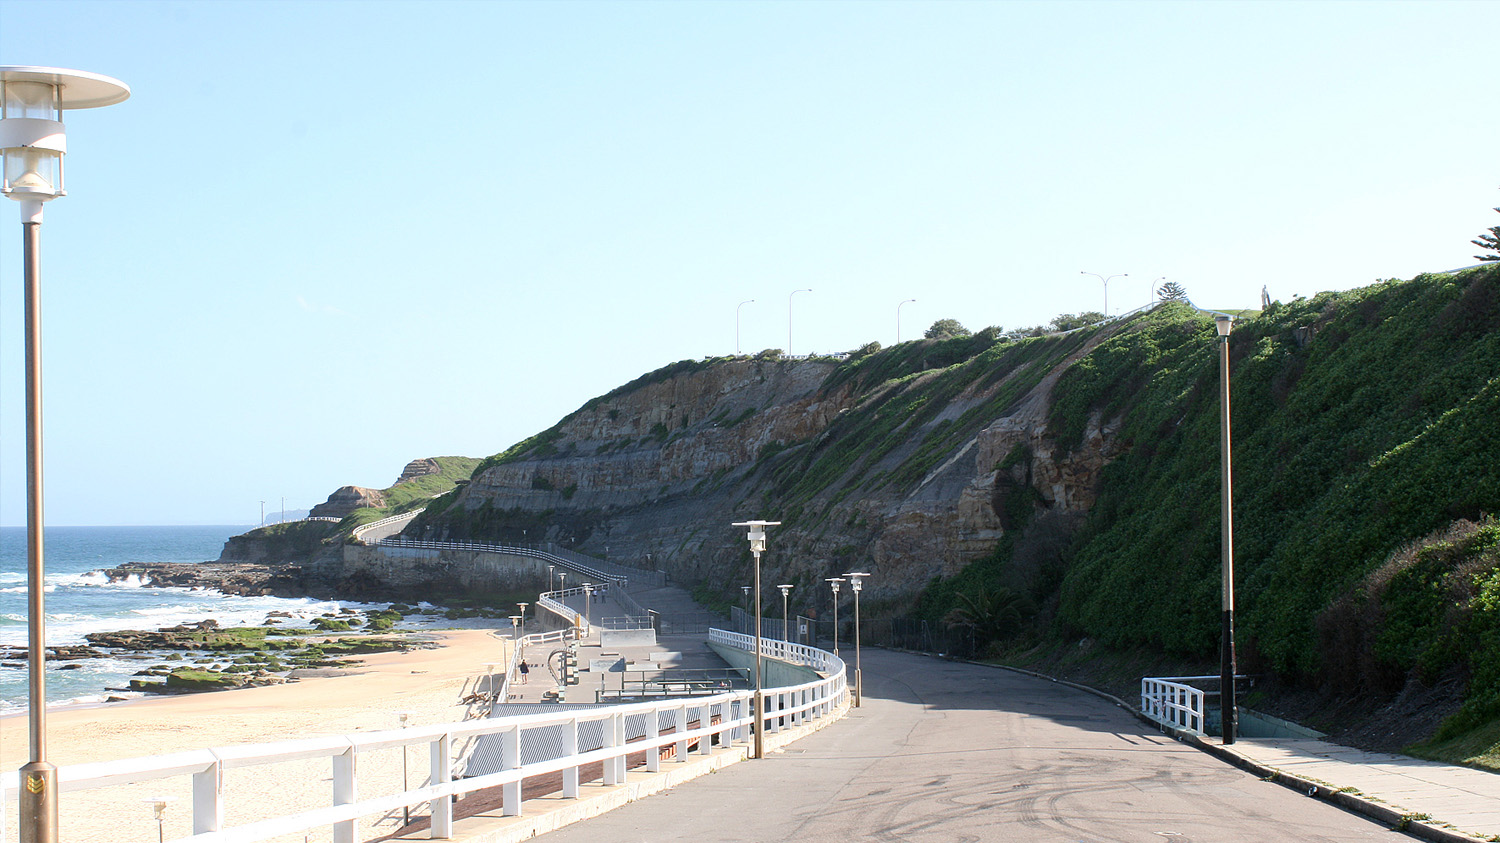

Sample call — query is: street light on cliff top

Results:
[1215,314,1239,745]
[896,299,916,343]
[1081,271,1127,319]
[732,520,780,760]
[3,65,130,843]
[736,299,755,356]
[788,288,811,356]
[845,572,869,707]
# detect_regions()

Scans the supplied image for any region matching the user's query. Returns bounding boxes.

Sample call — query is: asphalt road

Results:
[535,647,1393,842]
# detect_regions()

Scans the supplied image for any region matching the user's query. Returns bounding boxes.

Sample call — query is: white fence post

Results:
[502,724,521,817]
[563,717,580,798]
[332,744,356,843]
[430,733,453,838]
[192,755,223,834]
[603,711,622,786]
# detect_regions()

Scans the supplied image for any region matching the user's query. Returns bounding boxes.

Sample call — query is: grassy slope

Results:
[1027,267,1499,765]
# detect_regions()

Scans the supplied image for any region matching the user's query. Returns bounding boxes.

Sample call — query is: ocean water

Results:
[0,525,388,713]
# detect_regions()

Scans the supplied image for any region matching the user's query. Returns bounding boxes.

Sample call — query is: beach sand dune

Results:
[1,629,510,843]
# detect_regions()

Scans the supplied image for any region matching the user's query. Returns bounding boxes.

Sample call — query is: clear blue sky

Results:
[2,0,1496,527]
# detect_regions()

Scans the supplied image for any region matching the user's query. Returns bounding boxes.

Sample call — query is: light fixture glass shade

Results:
[2,80,60,120]
[1215,315,1234,336]
[3,146,60,197]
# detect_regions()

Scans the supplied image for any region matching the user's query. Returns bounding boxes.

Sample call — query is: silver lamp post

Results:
[826,577,844,656]
[3,65,130,843]
[736,299,755,355]
[1080,271,1127,319]
[1215,314,1238,745]
[777,584,794,642]
[845,572,870,707]
[517,602,529,635]
[547,564,556,593]
[896,298,916,343]
[582,583,594,634]
[510,615,522,640]
[788,288,811,356]
[731,520,780,760]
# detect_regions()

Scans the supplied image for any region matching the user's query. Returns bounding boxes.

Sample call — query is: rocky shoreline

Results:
[106,559,314,598]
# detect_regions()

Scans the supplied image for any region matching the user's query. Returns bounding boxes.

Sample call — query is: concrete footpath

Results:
[1202,734,1499,842]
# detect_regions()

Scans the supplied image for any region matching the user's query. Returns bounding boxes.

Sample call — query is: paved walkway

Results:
[498,592,1499,841]
[519,648,1411,841]
[1214,736,1499,841]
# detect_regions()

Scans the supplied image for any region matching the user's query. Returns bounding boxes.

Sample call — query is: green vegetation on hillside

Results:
[915,266,1499,759]
[340,456,481,532]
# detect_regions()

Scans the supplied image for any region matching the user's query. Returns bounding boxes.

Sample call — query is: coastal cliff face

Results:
[410,335,1122,608]
[309,486,387,519]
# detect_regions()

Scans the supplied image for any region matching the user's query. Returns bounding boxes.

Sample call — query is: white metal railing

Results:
[537,585,612,637]
[350,509,424,543]
[378,539,628,586]
[1141,676,1206,734]
[2,631,847,843]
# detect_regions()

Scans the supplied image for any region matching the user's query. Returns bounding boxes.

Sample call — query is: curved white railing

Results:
[378,538,629,586]
[1,632,848,843]
[349,509,424,543]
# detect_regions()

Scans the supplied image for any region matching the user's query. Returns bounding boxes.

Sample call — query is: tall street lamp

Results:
[896,298,916,343]
[547,564,556,593]
[1215,314,1238,744]
[788,288,811,356]
[517,602,529,634]
[731,520,780,760]
[740,584,751,628]
[845,572,870,707]
[777,584,794,642]
[582,583,594,634]
[1080,271,1127,318]
[736,299,755,355]
[826,577,844,656]
[509,615,522,640]
[3,65,130,843]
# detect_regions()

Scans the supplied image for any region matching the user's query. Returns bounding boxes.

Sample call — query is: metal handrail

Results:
[0,631,848,843]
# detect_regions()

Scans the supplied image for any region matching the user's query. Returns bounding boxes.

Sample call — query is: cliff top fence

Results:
[2,630,847,843]
[376,538,633,588]
[350,510,423,544]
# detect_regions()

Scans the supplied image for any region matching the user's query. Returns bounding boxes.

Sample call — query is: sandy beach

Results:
[2,628,512,843]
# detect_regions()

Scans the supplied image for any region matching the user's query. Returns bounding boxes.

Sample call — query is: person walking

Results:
[519,659,530,684]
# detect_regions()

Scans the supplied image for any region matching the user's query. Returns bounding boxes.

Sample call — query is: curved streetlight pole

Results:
[3,65,130,843]
[1215,314,1238,745]
[896,298,916,343]
[1149,276,1166,304]
[788,288,811,356]
[736,299,755,356]
[732,520,780,760]
[1080,272,1127,319]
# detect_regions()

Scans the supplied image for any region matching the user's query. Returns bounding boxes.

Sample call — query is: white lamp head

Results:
[1214,314,1234,337]
[1,67,129,213]
[827,576,844,594]
[845,572,870,592]
[777,584,794,595]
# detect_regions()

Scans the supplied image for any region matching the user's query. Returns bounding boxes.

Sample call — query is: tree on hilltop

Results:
[925,318,971,340]
[1157,281,1188,300]
[1473,195,1500,262]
